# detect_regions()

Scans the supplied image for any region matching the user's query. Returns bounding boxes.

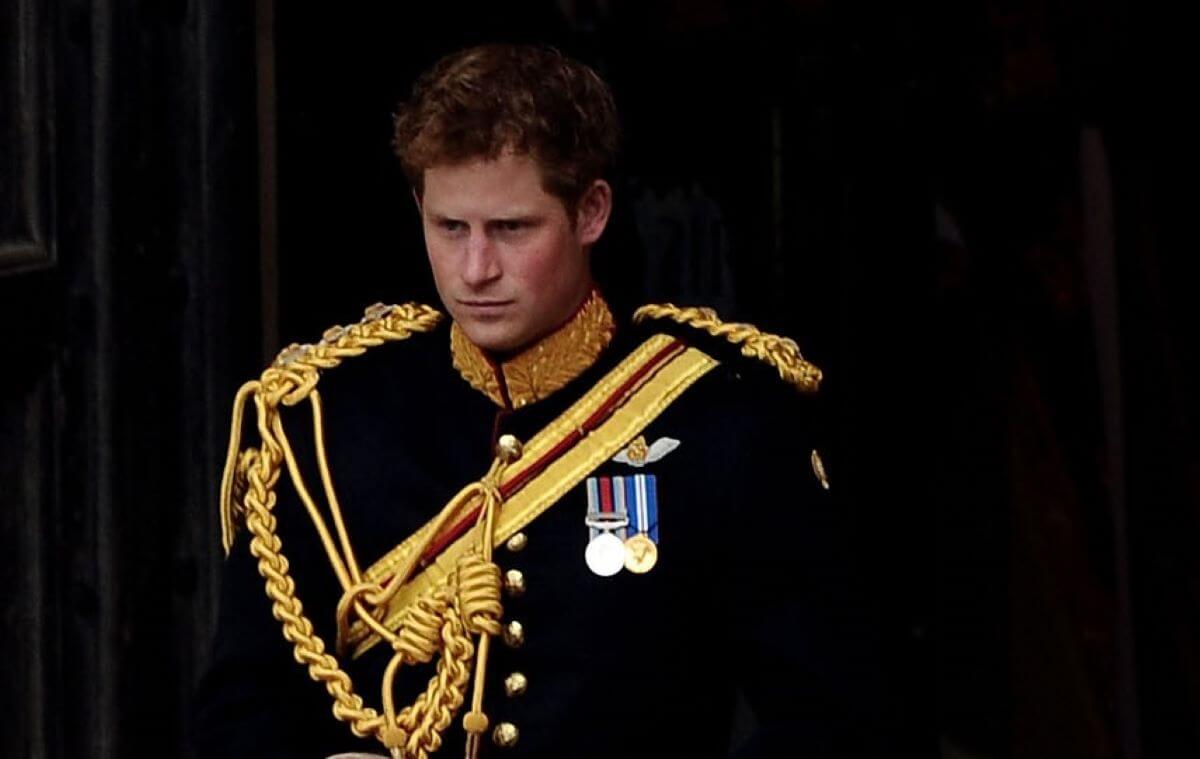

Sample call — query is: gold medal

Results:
[623,533,658,573]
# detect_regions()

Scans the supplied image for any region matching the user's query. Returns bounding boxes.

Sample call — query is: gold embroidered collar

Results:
[451,290,615,409]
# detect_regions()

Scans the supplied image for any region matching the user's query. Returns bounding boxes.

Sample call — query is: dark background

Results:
[1,0,1195,757]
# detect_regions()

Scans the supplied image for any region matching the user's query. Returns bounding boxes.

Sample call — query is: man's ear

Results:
[575,179,613,246]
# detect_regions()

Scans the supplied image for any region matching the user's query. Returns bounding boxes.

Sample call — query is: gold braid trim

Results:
[632,304,823,392]
[219,301,505,758]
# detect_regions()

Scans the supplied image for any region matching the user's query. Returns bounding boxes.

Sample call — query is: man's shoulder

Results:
[238,301,474,450]
[625,302,822,396]
[617,303,833,496]
[616,303,827,450]
[254,301,451,394]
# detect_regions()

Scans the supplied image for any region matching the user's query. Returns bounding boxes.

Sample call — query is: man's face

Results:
[420,151,610,353]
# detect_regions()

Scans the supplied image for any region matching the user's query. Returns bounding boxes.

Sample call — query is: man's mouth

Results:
[457,299,514,313]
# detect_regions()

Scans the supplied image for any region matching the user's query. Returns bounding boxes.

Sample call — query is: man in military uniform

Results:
[194,44,886,758]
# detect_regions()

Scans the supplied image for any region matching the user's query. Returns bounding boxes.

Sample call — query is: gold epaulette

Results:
[220,302,443,555]
[632,303,822,392]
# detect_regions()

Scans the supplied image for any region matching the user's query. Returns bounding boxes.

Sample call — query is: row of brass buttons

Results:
[493,523,529,749]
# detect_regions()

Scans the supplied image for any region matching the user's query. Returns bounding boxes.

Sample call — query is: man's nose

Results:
[461,231,501,287]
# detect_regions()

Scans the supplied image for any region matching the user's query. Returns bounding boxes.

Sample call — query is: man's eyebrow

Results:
[424,211,543,224]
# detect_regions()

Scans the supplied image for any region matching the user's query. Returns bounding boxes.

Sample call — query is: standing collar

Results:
[450,290,616,409]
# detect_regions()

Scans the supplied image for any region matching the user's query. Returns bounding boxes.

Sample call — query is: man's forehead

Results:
[421,154,563,216]
[424,150,543,179]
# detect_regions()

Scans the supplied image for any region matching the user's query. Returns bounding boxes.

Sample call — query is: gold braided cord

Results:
[632,303,823,392]
[221,302,444,555]
[240,437,384,739]
[218,302,510,757]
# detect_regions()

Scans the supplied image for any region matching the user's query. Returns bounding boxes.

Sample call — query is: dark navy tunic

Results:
[193,312,887,758]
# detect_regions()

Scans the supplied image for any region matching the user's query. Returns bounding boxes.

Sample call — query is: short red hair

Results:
[393,44,619,215]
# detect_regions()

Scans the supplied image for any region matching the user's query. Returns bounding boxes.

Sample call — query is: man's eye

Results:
[440,220,465,233]
[498,220,526,233]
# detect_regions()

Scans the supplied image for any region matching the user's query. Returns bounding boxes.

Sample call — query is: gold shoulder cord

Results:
[632,303,823,392]
[220,302,491,759]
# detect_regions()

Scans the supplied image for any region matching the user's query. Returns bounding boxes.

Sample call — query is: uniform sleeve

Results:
[190,518,360,758]
[724,387,893,758]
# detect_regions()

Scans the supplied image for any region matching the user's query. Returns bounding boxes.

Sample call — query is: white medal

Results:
[584,531,626,576]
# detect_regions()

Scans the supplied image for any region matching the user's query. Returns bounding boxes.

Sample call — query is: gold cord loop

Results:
[456,555,503,637]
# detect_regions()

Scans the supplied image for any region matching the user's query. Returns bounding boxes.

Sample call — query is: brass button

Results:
[505,531,528,553]
[492,722,519,748]
[496,434,523,463]
[504,672,528,697]
[503,569,526,597]
[502,620,525,649]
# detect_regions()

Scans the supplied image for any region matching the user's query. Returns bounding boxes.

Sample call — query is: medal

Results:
[585,531,626,576]
[585,473,662,575]
[623,533,658,573]
[585,476,629,576]
[622,473,660,573]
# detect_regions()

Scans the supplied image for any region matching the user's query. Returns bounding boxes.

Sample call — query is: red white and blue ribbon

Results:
[586,475,657,543]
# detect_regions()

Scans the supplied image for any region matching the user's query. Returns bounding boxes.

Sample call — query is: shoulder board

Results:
[632,303,822,393]
[219,301,441,553]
